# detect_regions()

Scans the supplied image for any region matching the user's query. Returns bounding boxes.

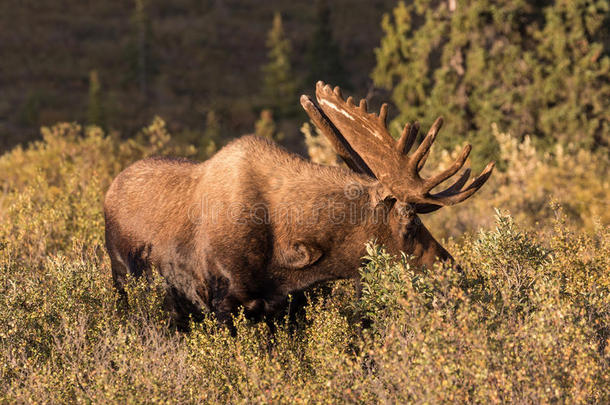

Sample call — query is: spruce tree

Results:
[305,0,349,88]
[255,109,284,141]
[202,110,220,157]
[87,70,104,128]
[372,0,610,163]
[127,0,155,97]
[204,110,221,142]
[262,12,299,117]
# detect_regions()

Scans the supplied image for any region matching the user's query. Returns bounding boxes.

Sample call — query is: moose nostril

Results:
[441,250,454,264]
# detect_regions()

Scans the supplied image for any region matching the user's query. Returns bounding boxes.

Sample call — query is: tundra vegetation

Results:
[0,120,608,403]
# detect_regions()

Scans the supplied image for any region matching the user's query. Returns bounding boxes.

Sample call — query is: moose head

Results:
[300,81,494,269]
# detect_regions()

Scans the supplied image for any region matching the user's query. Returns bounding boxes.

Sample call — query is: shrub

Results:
[424,125,610,239]
[0,121,608,402]
[355,211,609,403]
[0,119,194,262]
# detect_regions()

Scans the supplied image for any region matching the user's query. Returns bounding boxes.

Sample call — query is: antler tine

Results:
[410,117,443,170]
[442,168,472,194]
[431,162,495,204]
[379,103,389,124]
[359,99,368,112]
[300,94,375,177]
[424,144,472,191]
[416,147,431,172]
[414,168,471,213]
[314,80,398,162]
[396,122,419,154]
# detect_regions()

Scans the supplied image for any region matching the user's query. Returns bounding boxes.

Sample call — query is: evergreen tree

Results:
[255,109,284,141]
[202,110,220,157]
[87,70,104,128]
[262,12,299,117]
[305,0,349,88]
[372,0,610,163]
[127,0,155,97]
[203,110,220,143]
[18,91,42,126]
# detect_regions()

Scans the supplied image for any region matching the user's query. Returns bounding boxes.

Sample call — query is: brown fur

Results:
[104,135,452,326]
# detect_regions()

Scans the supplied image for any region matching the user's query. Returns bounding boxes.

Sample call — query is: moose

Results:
[104,81,494,327]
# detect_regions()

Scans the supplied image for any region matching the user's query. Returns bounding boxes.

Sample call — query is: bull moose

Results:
[104,82,494,327]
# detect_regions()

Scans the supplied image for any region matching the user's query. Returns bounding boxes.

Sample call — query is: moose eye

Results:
[400,213,421,234]
[397,203,416,217]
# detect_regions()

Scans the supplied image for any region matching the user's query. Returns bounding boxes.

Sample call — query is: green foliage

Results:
[262,12,299,118]
[17,90,44,127]
[1,121,608,402]
[203,110,220,141]
[301,121,338,166]
[1,1,396,150]
[424,124,610,239]
[356,244,411,337]
[470,211,551,315]
[372,0,610,162]
[173,111,219,161]
[354,211,609,403]
[87,70,105,128]
[305,0,350,88]
[126,0,156,96]
[201,110,220,157]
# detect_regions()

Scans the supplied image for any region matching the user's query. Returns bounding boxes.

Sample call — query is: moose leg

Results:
[109,254,129,292]
[163,286,206,331]
[108,253,130,311]
[206,278,279,333]
[105,230,131,311]
[105,227,128,293]
[203,274,239,332]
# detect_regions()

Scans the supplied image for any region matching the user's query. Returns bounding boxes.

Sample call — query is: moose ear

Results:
[280,242,323,269]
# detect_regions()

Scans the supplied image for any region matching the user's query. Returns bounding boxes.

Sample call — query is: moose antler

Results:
[300,94,374,177]
[304,81,495,213]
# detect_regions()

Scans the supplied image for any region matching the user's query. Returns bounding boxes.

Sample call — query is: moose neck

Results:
[271,164,380,231]
[268,164,392,286]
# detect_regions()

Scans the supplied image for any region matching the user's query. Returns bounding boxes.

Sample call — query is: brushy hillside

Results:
[0,0,395,150]
[1,122,608,403]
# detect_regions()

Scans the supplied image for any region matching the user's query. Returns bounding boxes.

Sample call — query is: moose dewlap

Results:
[104,81,494,327]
